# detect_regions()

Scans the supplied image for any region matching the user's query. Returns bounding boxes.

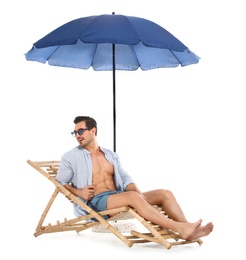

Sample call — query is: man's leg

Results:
[143,189,188,222]
[106,191,212,240]
[143,189,214,239]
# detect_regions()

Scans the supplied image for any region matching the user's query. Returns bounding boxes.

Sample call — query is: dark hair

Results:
[73,116,97,135]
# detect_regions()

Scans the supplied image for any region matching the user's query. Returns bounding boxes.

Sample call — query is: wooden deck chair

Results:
[27,159,203,250]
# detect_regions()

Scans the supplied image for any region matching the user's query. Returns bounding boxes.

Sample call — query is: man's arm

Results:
[125,183,145,195]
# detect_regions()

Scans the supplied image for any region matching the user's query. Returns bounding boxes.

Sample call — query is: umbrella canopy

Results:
[25,13,200,151]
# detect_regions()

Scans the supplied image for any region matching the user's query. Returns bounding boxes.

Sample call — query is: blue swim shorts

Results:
[87,190,121,219]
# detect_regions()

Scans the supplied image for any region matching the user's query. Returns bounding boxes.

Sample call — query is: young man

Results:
[56,116,213,240]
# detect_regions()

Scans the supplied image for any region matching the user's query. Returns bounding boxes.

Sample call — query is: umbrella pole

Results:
[112,43,116,152]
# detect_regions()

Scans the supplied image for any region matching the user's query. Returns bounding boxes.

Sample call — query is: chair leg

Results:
[34,188,59,236]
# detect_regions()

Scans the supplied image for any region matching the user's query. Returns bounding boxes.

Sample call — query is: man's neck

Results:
[84,143,100,154]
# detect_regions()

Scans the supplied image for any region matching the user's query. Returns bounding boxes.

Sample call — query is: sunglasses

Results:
[71,128,89,137]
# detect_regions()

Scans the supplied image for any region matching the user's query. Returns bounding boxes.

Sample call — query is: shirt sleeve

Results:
[56,156,73,185]
[108,151,134,190]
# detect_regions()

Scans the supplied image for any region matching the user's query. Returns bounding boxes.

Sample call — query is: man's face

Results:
[73,121,94,147]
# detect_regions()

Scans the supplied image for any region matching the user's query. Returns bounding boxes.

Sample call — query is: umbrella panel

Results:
[26,40,199,71]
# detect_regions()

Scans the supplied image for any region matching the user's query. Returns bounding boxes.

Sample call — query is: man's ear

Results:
[91,127,97,135]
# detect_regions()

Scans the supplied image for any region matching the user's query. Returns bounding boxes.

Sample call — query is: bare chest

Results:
[91,152,114,176]
[90,152,116,192]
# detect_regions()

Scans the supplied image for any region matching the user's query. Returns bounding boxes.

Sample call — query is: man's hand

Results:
[64,184,96,200]
[125,183,147,200]
[78,185,96,200]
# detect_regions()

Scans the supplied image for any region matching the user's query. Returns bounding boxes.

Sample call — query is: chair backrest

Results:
[28,160,60,178]
[27,160,79,204]
[40,161,60,177]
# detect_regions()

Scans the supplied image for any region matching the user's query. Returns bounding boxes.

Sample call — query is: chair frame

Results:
[27,159,203,249]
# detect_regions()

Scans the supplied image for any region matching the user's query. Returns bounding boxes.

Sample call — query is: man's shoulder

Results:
[100,146,115,155]
[100,146,119,160]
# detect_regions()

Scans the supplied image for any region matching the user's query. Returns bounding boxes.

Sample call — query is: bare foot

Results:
[187,222,214,240]
[178,219,203,240]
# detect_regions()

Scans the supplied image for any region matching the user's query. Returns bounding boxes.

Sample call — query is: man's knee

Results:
[161,189,175,199]
[151,189,174,201]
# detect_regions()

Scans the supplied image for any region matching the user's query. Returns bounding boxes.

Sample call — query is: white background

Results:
[1,0,245,258]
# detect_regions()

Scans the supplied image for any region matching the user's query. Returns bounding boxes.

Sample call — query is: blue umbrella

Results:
[25,13,200,151]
